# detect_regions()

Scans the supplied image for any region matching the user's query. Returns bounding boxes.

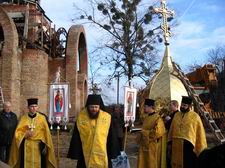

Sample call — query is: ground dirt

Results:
[52,126,222,168]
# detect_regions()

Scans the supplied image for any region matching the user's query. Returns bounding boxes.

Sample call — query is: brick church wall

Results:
[20,49,48,115]
[48,58,65,83]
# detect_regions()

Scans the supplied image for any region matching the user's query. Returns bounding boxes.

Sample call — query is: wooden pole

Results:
[123,126,128,151]
[116,72,120,105]
[57,127,60,167]
[124,78,131,152]
[23,3,29,49]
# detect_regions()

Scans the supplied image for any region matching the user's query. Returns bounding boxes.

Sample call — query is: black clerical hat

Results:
[85,94,106,110]
[86,95,101,105]
[144,99,155,106]
[27,98,38,106]
[181,96,192,105]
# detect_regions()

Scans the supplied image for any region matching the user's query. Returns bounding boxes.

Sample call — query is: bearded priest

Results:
[67,94,120,168]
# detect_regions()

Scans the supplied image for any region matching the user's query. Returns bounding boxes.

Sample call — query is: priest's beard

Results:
[180,107,190,113]
[88,109,100,119]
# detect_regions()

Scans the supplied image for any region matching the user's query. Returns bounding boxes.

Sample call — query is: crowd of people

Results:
[0,95,225,168]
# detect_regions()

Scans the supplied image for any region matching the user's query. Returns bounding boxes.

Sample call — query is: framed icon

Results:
[124,86,137,123]
[49,84,69,123]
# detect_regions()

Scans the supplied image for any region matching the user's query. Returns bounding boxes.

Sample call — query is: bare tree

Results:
[206,45,225,112]
[187,62,202,72]
[207,45,225,73]
[186,45,225,73]
[73,0,170,85]
[88,48,104,92]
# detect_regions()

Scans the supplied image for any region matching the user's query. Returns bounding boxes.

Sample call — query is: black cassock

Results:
[67,118,121,168]
[167,139,198,168]
[182,140,198,168]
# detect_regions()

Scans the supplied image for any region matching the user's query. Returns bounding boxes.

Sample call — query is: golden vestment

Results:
[8,113,57,168]
[168,111,207,168]
[77,109,111,168]
[137,113,166,168]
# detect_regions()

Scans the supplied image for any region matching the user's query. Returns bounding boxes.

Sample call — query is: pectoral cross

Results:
[153,0,175,45]
[29,119,35,131]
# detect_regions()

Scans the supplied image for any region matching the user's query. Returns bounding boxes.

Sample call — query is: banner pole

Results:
[123,126,128,151]
[57,127,60,167]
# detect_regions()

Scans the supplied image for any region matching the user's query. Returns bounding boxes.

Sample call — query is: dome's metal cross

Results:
[153,0,175,45]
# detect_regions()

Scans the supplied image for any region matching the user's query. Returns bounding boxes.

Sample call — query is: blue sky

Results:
[41,0,225,70]
[41,0,225,103]
[169,0,225,70]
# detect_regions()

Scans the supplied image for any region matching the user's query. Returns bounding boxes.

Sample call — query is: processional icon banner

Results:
[49,84,69,124]
[124,86,137,124]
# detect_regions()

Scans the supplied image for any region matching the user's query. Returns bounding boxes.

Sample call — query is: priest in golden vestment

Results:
[67,94,120,168]
[8,98,57,168]
[168,96,207,168]
[137,99,166,168]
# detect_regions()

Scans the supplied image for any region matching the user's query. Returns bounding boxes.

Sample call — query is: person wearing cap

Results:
[137,98,166,168]
[67,94,120,168]
[167,96,207,168]
[0,101,17,163]
[8,98,57,168]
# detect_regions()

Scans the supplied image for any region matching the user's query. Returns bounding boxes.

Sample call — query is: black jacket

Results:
[0,111,17,146]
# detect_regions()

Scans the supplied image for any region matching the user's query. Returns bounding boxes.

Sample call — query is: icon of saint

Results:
[55,89,63,112]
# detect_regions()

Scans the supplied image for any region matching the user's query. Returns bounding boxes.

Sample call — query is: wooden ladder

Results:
[172,62,225,144]
[0,86,4,111]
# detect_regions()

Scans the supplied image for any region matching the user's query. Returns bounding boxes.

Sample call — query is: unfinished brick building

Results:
[0,0,88,118]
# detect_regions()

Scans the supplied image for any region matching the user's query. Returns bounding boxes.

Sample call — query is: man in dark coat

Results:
[0,101,17,163]
[111,105,124,151]
[67,94,120,168]
[165,100,179,130]
[165,100,179,168]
